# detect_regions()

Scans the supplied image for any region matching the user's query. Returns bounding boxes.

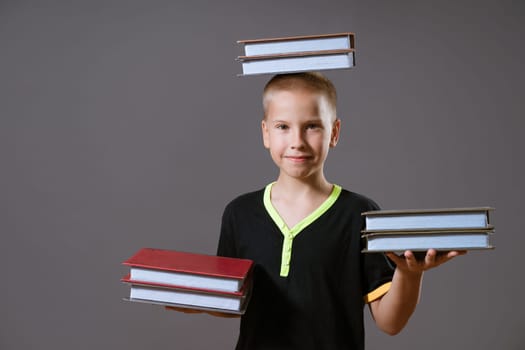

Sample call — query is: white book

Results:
[362,230,494,252]
[239,50,354,76]
[129,267,243,293]
[127,284,248,313]
[362,207,493,232]
[239,32,355,56]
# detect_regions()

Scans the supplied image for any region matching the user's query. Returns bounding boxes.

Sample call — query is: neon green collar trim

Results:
[263,183,342,277]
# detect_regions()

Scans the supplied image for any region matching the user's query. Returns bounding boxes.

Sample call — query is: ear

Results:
[329,118,341,148]
[261,119,270,149]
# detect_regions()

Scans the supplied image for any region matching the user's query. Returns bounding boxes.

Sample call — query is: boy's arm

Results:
[369,249,466,335]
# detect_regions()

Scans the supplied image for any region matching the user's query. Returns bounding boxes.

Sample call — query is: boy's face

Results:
[262,88,340,181]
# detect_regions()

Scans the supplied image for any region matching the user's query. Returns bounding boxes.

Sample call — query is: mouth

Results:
[284,155,312,163]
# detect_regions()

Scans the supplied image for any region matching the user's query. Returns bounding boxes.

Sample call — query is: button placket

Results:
[280,231,294,276]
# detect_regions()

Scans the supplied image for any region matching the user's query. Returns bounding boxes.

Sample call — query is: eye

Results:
[306,123,321,130]
[275,124,289,130]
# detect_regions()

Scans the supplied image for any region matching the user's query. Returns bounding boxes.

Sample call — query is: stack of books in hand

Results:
[361,207,495,253]
[236,32,356,76]
[121,248,254,314]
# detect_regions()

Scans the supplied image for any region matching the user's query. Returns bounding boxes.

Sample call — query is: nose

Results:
[290,128,305,149]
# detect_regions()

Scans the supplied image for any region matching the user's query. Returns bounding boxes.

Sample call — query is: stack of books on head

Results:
[236,32,356,76]
[121,248,254,314]
[361,207,495,253]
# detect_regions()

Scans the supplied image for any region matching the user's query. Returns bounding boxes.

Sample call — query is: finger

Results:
[387,252,412,267]
[436,250,467,265]
[165,306,202,314]
[385,252,403,266]
[404,250,419,270]
[446,250,467,259]
[207,311,241,318]
[183,309,203,314]
[425,249,437,267]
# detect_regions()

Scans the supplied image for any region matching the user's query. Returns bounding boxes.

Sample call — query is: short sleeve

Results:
[362,253,394,303]
[360,199,395,303]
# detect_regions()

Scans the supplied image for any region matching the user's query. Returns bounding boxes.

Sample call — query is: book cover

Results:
[237,50,355,76]
[362,207,494,216]
[238,32,355,56]
[361,229,495,252]
[362,207,493,231]
[123,248,254,292]
[122,274,252,314]
[121,273,251,296]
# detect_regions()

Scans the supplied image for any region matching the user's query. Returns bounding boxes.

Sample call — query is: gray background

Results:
[1,0,523,349]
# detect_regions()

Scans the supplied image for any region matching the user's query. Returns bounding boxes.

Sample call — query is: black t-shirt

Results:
[217,184,394,350]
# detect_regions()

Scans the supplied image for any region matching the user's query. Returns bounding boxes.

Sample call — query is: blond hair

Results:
[262,72,337,119]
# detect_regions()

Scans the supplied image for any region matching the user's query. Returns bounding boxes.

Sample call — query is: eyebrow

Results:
[271,115,322,122]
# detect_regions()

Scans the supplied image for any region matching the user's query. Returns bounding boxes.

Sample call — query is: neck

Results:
[273,172,333,198]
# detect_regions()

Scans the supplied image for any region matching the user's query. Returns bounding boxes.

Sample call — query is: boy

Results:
[215,72,465,350]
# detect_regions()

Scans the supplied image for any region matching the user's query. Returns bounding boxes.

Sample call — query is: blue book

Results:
[237,50,355,76]
[238,32,355,57]
[361,207,495,253]
[236,32,356,76]
[362,207,493,232]
[361,229,494,253]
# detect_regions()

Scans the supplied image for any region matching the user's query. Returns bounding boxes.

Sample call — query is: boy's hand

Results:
[206,311,242,318]
[385,249,467,274]
[164,306,241,318]
[165,305,203,314]
[371,249,466,334]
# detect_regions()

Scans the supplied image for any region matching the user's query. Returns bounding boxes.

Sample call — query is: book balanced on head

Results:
[236,32,356,76]
[121,248,254,314]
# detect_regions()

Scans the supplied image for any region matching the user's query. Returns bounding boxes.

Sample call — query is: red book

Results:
[122,248,253,293]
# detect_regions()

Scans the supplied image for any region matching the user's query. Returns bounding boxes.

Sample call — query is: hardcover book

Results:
[123,248,253,293]
[361,229,495,253]
[122,274,252,314]
[361,207,495,253]
[236,32,356,76]
[362,207,493,232]
[238,32,355,56]
[238,50,355,76]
